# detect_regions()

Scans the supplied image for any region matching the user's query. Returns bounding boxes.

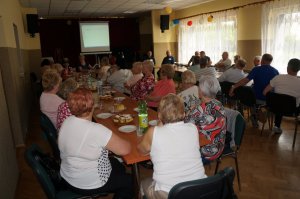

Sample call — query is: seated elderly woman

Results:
[56,78,79,130]
[185,76,226,163]
[124,62,143,90]
[98,56,111,81]
[106,65,132,93]
[58,88,133,198]
[145,64,176,109]
[40,69,64,127]
[178,70,201,117]
[138,94,206,199]
[131,60,155,100]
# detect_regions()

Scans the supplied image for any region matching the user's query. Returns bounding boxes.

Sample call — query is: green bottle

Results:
[138,100,148,134]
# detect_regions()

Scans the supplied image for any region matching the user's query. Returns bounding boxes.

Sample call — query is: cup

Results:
[136,126,143,137]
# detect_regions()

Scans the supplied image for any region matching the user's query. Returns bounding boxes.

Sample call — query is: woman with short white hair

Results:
[185,75,226,163]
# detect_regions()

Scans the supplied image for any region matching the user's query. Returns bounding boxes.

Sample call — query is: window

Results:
[178,10,237,64]
[262,0,300,74]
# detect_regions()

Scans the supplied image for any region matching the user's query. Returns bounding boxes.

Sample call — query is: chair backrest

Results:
[168,167,236,199]
[25,144,57,199]
[40,113,60,160]
[220,81,235,98]
[234,113,246,149]
[266,92,297,116]
[234,86,256,107]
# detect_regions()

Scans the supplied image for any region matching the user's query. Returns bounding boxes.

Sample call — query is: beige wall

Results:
[169,0,266,69]
[0,1,41,196]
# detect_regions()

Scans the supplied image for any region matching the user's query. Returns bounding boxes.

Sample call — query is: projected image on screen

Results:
[79,22,110,52]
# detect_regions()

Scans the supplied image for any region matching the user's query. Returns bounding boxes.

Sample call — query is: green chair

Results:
[215,113,246,191]
[40,113,60,160]
[168,167,236,199]
[25,144,108,199]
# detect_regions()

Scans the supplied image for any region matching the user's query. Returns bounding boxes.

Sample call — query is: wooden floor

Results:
[15,105,300,199]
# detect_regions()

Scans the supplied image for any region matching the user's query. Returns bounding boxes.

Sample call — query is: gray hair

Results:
[182,70,196,84]
[254,56,261,61]
[142,60,154,71]
[58,78,79,100]
[198,75,221,98]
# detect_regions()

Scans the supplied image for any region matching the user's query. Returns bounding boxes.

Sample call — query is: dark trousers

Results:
[62,157,133,199]
[274,114,283,128]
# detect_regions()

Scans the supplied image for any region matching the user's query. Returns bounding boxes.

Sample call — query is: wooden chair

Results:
[168,167,236,199]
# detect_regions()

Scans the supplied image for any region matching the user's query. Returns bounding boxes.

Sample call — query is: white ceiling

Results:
[19,0,215,18]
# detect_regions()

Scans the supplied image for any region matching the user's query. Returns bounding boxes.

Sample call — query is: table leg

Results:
[132,163,141,199]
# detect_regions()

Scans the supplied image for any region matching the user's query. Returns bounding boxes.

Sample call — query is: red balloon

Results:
[187,20,192,26]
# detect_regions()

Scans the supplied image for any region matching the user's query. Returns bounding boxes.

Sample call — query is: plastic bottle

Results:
[138,100,148,134]
[97,80,103,96]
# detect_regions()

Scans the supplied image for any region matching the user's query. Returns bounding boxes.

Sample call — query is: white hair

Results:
[142,60,154,71]
[198,75,221,98]
[254,56,261,61]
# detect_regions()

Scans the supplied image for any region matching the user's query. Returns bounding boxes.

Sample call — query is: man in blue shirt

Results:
[161,50,175,65]
[229,53,279,127]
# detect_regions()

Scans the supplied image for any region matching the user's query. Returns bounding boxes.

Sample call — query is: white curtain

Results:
[262,0,300,74]
[178,10,237,65]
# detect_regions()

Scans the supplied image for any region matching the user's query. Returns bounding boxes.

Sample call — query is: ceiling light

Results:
[123,11,136,14]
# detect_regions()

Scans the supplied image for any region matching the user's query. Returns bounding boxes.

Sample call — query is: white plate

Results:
[133,107,139,112]
[96,113,113,119]
[114,97,125,102]
[118,125,137,133]
[149,120,158,126]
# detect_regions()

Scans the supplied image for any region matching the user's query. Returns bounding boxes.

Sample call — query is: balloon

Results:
[207,15,213,22]
[173,19,180,25]
[187,20,193,26]
[165,6,172,14]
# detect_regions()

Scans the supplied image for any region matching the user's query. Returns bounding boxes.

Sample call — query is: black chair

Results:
[234,86,256,118]
[266,92,299,148]
[168,167,236,199]
[25,144,108,199]
[40,113,60,160]
[219,81,236,106]
[215,113,246,191]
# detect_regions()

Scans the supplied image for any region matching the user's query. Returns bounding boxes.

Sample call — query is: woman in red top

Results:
[145,64,176,108]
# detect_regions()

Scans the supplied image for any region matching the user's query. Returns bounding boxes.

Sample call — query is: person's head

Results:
[193,56,201,65]
[234,55,240,64]
[181,70,196,85]
[166,50,171,57]
[199,57,208,68]
[142,60,154,75]
[58,78,79,100]
[198,75,220,99]
[200,51,206,58]
[131,62,143,74]
[236,58,247,70]
[109,65,119,74]
[41,59,50,67]
[253,56,261,66]
[160,64,175,79]
[261,53,273,65]
[51,63,64,74]
[287,58,300,75]
[62,58,69,68]
[158,94,185,124]
[195,51,200,56]
[147,51,152,57]
[42,69,62,92]
[222,52,229,60]
[100,56,110,66]
[68,88,94,118]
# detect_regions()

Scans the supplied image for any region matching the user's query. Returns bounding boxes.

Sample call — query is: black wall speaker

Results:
[26,14,39,37]
[160,15,169,33]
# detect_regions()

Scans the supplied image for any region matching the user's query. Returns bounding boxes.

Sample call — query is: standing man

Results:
[215,51,232,72]
[161,50,175,65]
[143,50,156,65]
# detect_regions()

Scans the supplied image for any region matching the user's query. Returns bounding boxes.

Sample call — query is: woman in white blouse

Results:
[58,88,133,198]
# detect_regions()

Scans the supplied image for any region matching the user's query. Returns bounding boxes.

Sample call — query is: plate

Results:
[149,120,158,126]
[114,97,125,102]
[118,125,137,133]
[133,107,139,112]
[96,113,113,119]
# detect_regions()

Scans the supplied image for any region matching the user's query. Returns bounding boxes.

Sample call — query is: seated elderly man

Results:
[253,56,261,67]
[215,51,232,72]
[131,60,155,100]
[187,51,200,66]
[218,58,252,86]
[200,51,211,66]
[107,65,132,93]
[161,50,175,65]
[263,58,300,134]
[229,53,279,127]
